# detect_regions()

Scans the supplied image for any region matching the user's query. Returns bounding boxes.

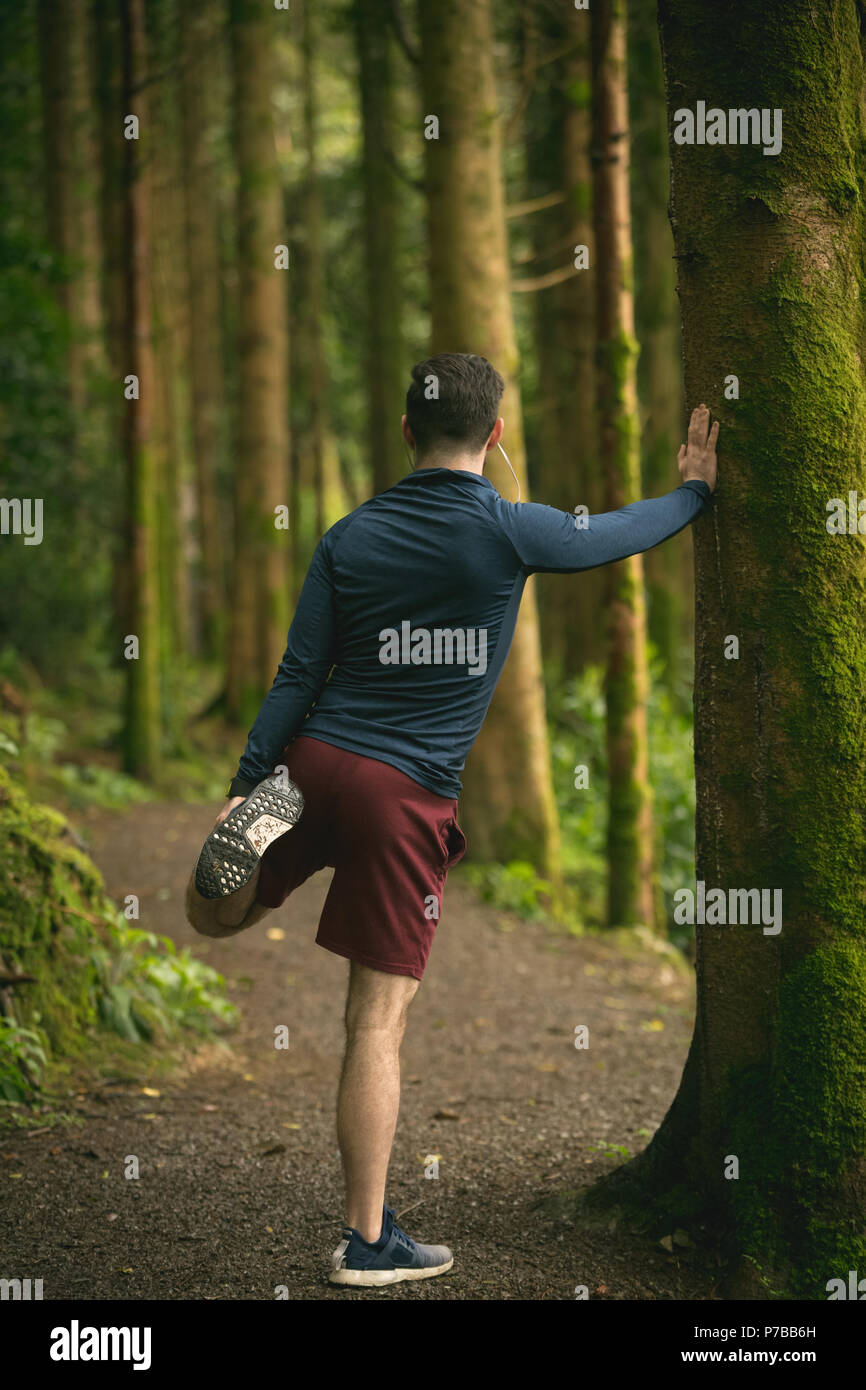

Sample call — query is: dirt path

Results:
[3,801,716,1300]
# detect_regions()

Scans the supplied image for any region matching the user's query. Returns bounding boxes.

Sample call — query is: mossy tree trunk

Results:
[627,0,689,694]
[95,0,129,644]
[591,0,657,929]
[150,1,191,676]
[227,0,291,726]
[418,0,560,877]
[120,0,161,780]
[595,0,866,1296]
[37,0,104,418]
[354,0,405,494]
[526,6,602,680]
[181,0,227,662]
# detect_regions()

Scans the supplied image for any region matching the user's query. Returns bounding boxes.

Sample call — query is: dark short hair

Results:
[405,353,505,456]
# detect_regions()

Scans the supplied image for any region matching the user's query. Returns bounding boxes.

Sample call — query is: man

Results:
[185,353,719,1287]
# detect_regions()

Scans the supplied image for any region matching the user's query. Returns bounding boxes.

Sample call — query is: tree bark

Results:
[301,0,327,542]
[595,0,866,1296]
[528,6,602,679]
[628,0,689,693]
[150,0,191,673]
[181,0,228,661]
[120,0,161,779]
[418,0,560,877]
[591,0,657,929]
[227,0,291,726]
[37,0,103,415]
[94,0,128,642]
[354,0,405,494]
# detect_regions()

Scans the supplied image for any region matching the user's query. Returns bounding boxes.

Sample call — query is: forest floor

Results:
[3,800,719,1301]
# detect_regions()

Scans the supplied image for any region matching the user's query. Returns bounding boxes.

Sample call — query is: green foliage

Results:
[0,1020,48,1102]
[90,922,237,1044]
[463,659,696,940]
[462,859,555,922]
[0,765,235,1109]
[549,658,697,942]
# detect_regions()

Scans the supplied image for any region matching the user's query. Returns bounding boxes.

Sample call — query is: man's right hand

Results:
[678,403,719,493]
[214,795,245,828]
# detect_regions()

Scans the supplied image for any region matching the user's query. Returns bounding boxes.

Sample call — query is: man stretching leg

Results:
[185,353,719,1286]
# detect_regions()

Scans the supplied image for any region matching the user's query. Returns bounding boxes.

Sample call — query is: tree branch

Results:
[511,264,581,293]
[506,190,566,219]
[388,0,419,67]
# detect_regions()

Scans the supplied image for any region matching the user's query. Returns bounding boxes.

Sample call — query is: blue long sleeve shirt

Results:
[229,468,711,800]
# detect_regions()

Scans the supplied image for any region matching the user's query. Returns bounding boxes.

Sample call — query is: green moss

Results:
[0,766,235,1113]
[720,943,866,1297]
[566,76,591,110]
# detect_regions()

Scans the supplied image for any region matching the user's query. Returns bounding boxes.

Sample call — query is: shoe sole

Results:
[328,1257,453,1287]
[194,774,305,899]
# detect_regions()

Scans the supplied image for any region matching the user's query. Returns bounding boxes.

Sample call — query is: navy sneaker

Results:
[194,773,304,899]
[330,1205,453,1286]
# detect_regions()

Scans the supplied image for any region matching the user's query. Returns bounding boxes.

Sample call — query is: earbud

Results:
[497,441,521,503]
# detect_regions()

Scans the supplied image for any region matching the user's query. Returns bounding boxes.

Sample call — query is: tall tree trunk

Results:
[301,0,327,541]
[528,7,601,680]
[591,0,657,929]
[37,0,103,415]
[418,0,560,877]
[628,0,689,693]
[354,0,405,494]
[599,0,866,1297]
[227,0,291,726]
[150,0,191,675]
[120,0,161,779]
[95,0,128,643]
[181,0,227,661]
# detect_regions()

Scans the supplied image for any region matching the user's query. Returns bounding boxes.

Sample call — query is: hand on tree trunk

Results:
[677,403,719,492]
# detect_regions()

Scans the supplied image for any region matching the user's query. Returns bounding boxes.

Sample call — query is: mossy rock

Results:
[0,764,118,1055]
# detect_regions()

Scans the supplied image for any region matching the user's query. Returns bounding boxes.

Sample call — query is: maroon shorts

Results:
[255,734,467,980]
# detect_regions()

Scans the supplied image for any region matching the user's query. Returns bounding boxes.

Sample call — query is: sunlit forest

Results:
[2,0,865,1319]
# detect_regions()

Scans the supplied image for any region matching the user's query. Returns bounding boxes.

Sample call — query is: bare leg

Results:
[184,864,273,938]
[337,961,419,1243]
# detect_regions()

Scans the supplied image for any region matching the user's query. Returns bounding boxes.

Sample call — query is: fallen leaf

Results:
[659,1235,674,1253]
[536,1062,559,1073]
[10,1173,23,1179]
[641,1019,665,1032]
[107,1213,119,1222]
[499,1114,517,1125]
[243,1074,255,1082]
[202,1104,218,1112]
[266,927,285,941]
[595,1284,609,1295]
[281,1122,302,1130]
[141,1087,160,1097]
